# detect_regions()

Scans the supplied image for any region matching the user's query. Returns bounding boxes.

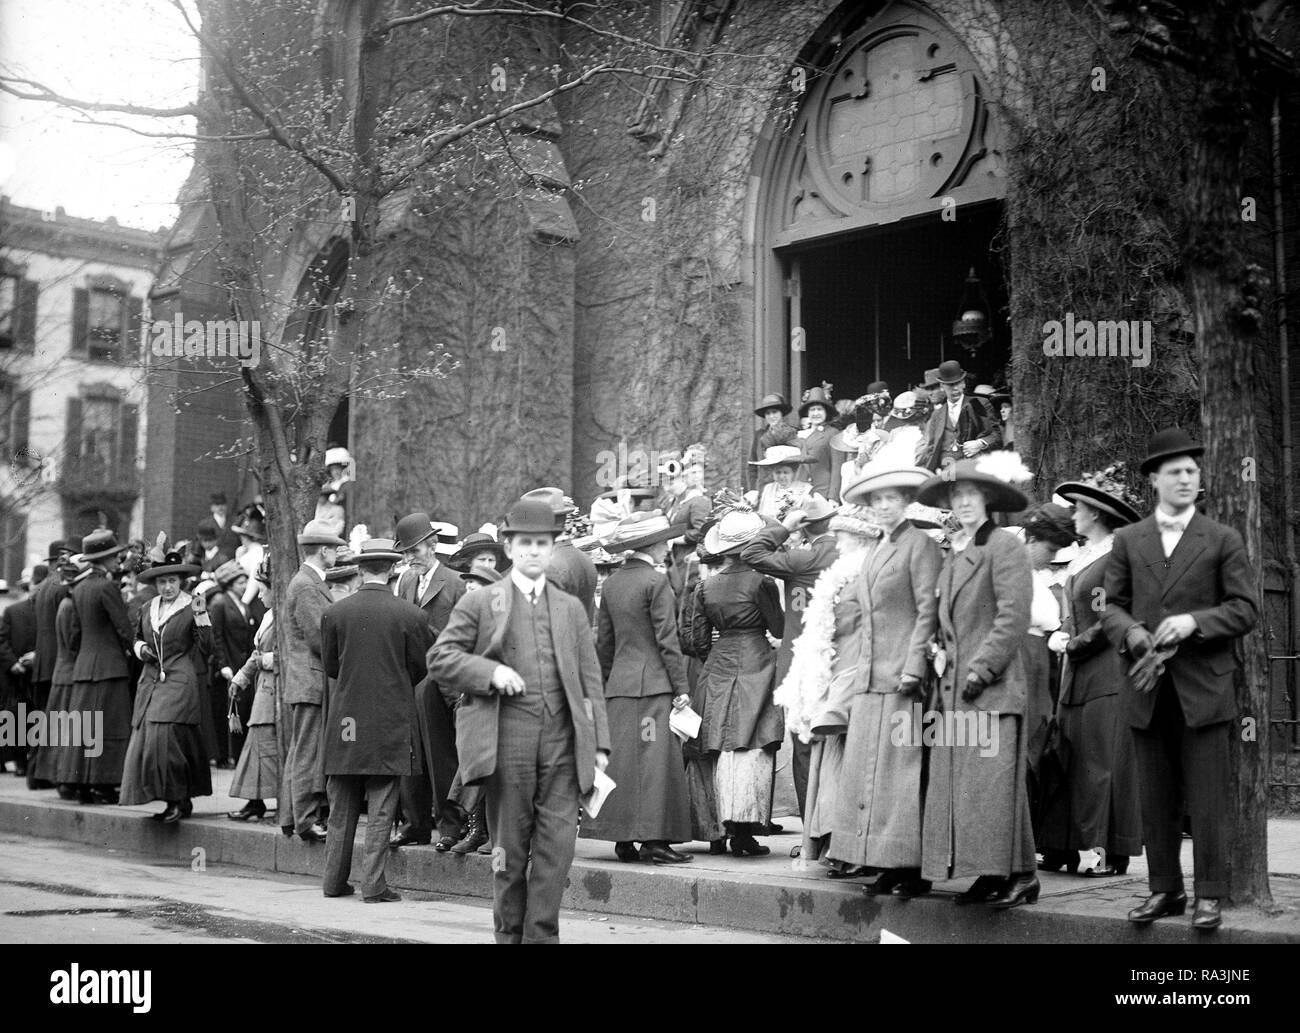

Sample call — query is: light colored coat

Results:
[853,520,942,694]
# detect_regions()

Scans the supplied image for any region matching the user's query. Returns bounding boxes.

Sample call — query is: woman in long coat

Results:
[119,542,213,822]
[583,514,693,863]
[917,455,1038,907]
[828,447,941,894]
[30,560,80,789]
[775,505,883,870]
[687,510,785,857]
[796,391,841,501]
[227,558,278,822]
[67,531,136,802]
[1040,473,1143,876]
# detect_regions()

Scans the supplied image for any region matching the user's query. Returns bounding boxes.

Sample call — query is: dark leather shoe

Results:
[614,841,639,862]
[1128,891,1188,924]
[894,876,932,899]
[227,802,266,822]
[1083,865,1119,878]
[955,875,1007,905]
[281,825,294,838]
[323,884,355,898]
[298,823,328,843]
[708,839,729,855]
[451,824,488,856]
[639,843,692,865]
[160,803,184,824]
[363,888,402,903]
[1192,898,1222,931]
[389,829,431,848]
[861,868,902,893]
[56,784,79,800]
[729,834,770,857]
[476,840,493,856]
[1037,850,1078,874]
[433,833,460,852]
[989,873,1040,909]
[89,787,119,805]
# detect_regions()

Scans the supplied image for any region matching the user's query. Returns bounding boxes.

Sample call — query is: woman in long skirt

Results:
[1041,471,1144,876]
[775,505,882,871]
[687,510,784,857]
[829,443,942,894]
[917,454,1038,908]
[119,542,213,822]
[227,559,278,821]
[678,536,727,852]
[33,560,85,791]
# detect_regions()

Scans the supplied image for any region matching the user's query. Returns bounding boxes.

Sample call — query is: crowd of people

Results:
[0,359,1259,939]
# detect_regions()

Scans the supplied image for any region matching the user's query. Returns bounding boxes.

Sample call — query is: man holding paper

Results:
[428,498,611,944]
[582,512,694,864]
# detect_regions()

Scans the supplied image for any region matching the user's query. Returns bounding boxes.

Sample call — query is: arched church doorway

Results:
[753,1,1009,406]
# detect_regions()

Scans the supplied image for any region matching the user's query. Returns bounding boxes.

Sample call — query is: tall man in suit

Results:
[28,542,71,787]
[429,499,611,944]
[389,512,467,849]
[1101,429,1258,931]
[282,519,345,841]
[521,487,598,622]
[917,360,1001,471]
[321,539,432,903]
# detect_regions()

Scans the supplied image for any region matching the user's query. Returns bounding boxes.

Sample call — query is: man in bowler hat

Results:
[917,360,1000,471]
[321,539,432,902]
[428,499,610,943]
[1101,428,1258,931]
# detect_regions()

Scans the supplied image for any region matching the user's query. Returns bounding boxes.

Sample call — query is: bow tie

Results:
[1156,517,1187,534]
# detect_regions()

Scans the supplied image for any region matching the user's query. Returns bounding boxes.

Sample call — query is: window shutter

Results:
[16,280,37,350]
[65,397,83,475]
[118,401,139,478]
[71,288,89,354]
[123,295,142,360]
[12,391,30,458]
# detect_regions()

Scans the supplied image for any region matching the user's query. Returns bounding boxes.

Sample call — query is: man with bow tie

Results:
[1100,429,1258,932]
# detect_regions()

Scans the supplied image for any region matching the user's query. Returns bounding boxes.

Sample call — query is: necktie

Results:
[530,588,539,606]
[1156,517,1186,534]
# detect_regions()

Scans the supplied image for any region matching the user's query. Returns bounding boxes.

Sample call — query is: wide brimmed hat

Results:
[325,446,352,468]
[883,391,930,428]
[973,384,995,398]
[231,506,266,540]
[936,359,967,385]
[594,479,658,504]
[81,530,128,561]
[605,511,687,553]
[748,444,810,467]
[830,423,875,455]
[1055,463,1141,525]
[829,504,882,541]
[798,386,833,418]
[430,520,459,556]
[1139,428,1203,475]
[213,559,247,588]
[501,500,562,536]
[450,532,507,569]
[842,435,933,503]
[462,566,503,587]
[46,539,71,561]
[1020,502,1077,549]
[137,533,200,583]
[904,502,946,530]
[917,453,1033,513]
[990,387,1012,407]
[588,547,624,570]
[702,510,765,556]
[353,538,403,564]
[298,519,347,547]
[754,393,792,417]
[795,494,837,525]
[326,557,360,581]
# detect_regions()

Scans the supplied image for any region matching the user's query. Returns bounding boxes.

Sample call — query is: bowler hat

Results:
[1139,428,1203,475]
[81,530,128,561]
[297,520,347,547]
[393,512,436,552]
[46,540,71,561]
[754,393,792,417]
[500,500,562,536]
[936,359,967,385]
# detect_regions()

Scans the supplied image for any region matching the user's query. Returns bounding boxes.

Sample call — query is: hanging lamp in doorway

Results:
[951,267,992,355]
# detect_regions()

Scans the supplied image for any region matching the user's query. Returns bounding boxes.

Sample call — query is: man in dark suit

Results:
[1101,428,1259,931]
[521,487,597,622]
[0,570,38,775]
[30,543,71,785]
[389,511,468,849]
[282,519,345,841]
[429,499,611,944]
[659,455,711,598]
[321,539,432,903]
[917,359,1001,471]
[741,496,839,820]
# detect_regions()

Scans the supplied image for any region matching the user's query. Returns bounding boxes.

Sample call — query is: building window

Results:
[0,274,15,348]
[71,284,139,362]
[79,396,120,470]
[62,390,138,495]
[0,272,36,351]
[87,287,123,361]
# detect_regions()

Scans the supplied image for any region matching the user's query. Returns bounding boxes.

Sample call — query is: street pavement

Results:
[0,833,832,944]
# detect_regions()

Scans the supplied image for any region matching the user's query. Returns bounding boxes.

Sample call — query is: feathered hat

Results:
[136,533,201,583]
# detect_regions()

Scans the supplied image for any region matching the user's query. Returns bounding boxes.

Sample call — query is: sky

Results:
[0,0,199,231]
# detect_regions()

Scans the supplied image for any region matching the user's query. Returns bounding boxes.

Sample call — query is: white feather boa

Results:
[773,549,867,744]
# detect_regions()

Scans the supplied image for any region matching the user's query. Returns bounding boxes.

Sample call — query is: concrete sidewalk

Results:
[1,769,1297,943]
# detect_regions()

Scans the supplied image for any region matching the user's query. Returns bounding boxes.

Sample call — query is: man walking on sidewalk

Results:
[429,499,610,943]
[320,539,432,903]
[1101,428,1258,932]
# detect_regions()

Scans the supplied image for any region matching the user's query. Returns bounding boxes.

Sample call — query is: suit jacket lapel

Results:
[1160,515,1209,599]
[949,542,984,603]
[420,565,448,608]
[487,580,512,656]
